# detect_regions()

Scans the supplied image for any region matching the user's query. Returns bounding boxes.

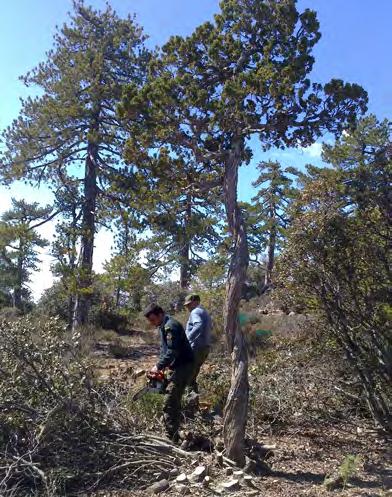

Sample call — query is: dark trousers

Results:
[188,346,210,394]
[163,362,193,440]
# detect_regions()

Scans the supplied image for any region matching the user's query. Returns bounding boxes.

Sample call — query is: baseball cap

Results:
[184,294,200,306]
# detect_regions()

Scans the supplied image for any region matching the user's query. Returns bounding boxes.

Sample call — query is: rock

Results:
[170,468,180,478]
[134,368,146,378]
[190,465,207,482]
[148,479,169,494]
[225,467,233,476]
[203,476,211,487]
[243,475,255,487]
[233,470,244,477]
[212,487,224,495]
[176,473,188,484]
[220,479,240,491]
[175,484,190,495]
[289,311,296,316]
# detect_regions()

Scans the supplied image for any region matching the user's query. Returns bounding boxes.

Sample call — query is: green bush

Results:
[0,316,181,496]
[277,117,392,430]
[0,316,107,494]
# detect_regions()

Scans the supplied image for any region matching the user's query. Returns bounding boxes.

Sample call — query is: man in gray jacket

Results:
[184,294,212,394]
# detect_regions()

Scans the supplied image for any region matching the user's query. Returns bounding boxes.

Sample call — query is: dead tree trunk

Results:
[72,140,98,329]
[222,137,249,466]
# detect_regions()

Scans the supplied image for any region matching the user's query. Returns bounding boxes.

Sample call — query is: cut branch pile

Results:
[0,432,195,495]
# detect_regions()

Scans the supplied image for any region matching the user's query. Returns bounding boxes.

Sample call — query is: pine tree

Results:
[251,161,298,289]
[135,154,223,289]
[51,182,81,326]
[103,210,151,312]
[121,0,367,464]
[0,199,52,311]
[0,1,149,328]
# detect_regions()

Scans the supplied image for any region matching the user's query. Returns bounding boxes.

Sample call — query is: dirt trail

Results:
[93,329,159,388]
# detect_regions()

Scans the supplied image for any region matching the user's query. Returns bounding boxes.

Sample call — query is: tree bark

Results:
[222,137,249,466]
[179,242,190,290]
[264,210,277,288]
[67,205,78,328]
[179,194,192,290]
[13,239,24,311]
[72,140,98,329]
[67,295,75,328]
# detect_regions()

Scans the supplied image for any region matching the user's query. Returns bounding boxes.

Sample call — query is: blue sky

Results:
[0,0,391,298]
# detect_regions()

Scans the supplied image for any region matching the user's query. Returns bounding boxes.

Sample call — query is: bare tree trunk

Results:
[222,137,249,466]
[115,282,121,308]
[179,241,190,290]
[67,205,78,328]
[179,194,192,290]
[72,140,98,329]
[115,215,130,308]
[264,211,276,288]
[13,240,24,311]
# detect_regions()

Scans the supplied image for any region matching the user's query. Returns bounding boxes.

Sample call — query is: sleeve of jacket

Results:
[186,309,204,347]
[158,334,165,368]
[157,324,180,370]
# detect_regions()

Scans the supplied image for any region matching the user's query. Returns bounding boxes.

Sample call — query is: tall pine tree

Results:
[251,160,298,289]
[131,152,223,289]
[121,0,367,463]
[51,182,81,326]
[0,1,149,328]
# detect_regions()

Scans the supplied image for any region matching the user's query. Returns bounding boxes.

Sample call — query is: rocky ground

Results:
[89,330,391,497]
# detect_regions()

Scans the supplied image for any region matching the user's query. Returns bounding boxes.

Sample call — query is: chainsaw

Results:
[132,370,168,400]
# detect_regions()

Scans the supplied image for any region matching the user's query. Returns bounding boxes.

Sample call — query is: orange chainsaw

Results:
[132,370,168,400]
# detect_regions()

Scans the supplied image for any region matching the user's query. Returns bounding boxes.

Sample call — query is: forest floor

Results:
[88,329,391,497]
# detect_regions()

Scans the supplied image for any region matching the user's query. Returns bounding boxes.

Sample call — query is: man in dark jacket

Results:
[144,303,194,442]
